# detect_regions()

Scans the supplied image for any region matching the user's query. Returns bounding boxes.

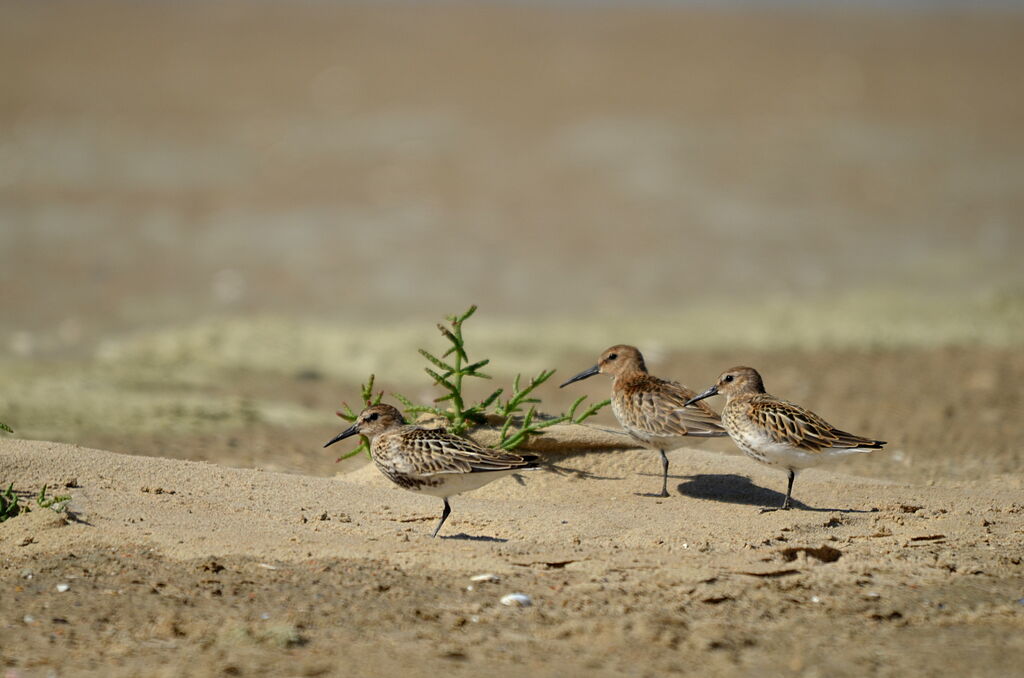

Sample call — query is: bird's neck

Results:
[612,367,649,387]
[725,390,759,407]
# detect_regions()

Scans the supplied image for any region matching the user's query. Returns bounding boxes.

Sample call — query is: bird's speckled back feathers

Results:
[615,373,726,439]
[373,426,539,477]
[732,393,886,454]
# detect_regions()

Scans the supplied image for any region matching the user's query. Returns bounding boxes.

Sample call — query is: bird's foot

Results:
[758,506,791,514]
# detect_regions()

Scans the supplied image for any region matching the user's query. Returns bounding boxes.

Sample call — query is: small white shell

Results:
[470,573,500,583]
[500,593,532,607]
[56,583,70,593]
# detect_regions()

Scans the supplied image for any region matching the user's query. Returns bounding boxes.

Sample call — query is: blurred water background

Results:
[1,1,1021,478]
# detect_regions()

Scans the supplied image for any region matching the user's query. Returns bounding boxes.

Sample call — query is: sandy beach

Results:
[3,436,1024,677]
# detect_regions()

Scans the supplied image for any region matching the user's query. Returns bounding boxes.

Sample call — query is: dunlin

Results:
[685,366,886,511]
[560,345,727,497]
[324,404,539,537]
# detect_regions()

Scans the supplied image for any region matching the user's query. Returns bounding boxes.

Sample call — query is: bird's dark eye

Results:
[723,375,734,383]
[367,413,379,422]
[607,353,618,361]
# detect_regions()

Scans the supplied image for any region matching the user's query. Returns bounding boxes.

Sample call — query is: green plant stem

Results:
[341,305,611,455]
[449,319,466,433]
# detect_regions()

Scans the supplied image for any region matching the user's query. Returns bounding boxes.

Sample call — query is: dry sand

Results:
[3,436,1023,677]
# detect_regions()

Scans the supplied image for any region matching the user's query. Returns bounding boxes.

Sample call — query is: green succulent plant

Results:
[332,305,608,460]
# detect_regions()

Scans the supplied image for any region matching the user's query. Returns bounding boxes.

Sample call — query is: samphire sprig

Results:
[1,482,71,524]
[330,306,610,458]
[391,305,610,451]
[393,305,498,435]
[497,391,610,450]
[0,483,18,522]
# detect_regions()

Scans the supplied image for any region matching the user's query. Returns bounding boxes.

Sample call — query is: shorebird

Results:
[560,345,727,497]
[685,366,886,511]
[324,404,539,538]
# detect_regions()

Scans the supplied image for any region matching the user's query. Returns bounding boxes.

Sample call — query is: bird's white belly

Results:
[731,429,874,470]
[623,424,715,452]
[732,430,821,470]
[403,468,525,498]
[627,430,690,452]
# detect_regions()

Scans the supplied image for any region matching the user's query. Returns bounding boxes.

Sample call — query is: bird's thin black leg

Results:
[658,450,670,498]
[431,497,451,538]
[782,469,795,510]
[760,469,796,513]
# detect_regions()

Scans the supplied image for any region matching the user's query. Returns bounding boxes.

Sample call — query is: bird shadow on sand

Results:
[440,533,508,543]
[675,474,875,514]
[63,510,93,526]
[541,463,625,482]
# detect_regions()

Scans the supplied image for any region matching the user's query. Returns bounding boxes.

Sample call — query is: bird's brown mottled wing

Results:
[383,427,538,476]
[747,395,886,453]
[621,376,727,437]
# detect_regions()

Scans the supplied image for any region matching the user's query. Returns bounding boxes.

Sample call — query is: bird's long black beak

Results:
[684,385,718,407]
[324,422,360,448]
[560,365,600,388]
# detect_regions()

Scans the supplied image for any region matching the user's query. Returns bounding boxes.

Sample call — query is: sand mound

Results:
[4,437,1021,566]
